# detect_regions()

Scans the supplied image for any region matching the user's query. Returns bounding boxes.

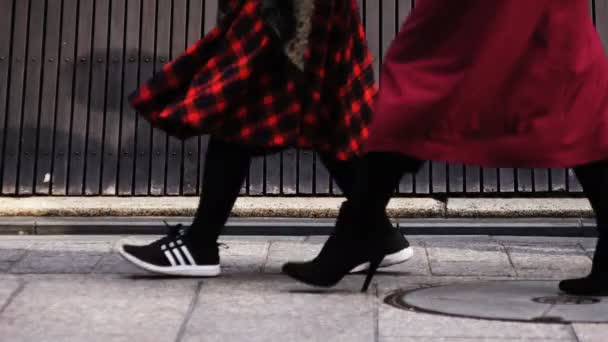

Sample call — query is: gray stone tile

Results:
[0,248,28,271]
[379,305,573,340]
[93,253,150,275]
[506,245,591,279]
[0,278,198,342]
[222,236,307,242]
[494,236,591,246]
[182,276,375,342]
[11,251,104,274]
[412,236,495,244]
[29,241,113,253]
[0,248,27,262]
[0,275,21,310]
[219,241,269,274]
[573,323,608,342]
[426,242,515,277]
[384,338,573,342]
[0,261,13,272]
[264,241,322,273]
[381,338,572,342]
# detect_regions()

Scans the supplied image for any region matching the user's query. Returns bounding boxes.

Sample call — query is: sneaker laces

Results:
[162,221,189,238]
[162,221,230,249]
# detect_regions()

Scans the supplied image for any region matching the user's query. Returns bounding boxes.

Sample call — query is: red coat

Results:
[130,0,375,161]
[368,0,608,168]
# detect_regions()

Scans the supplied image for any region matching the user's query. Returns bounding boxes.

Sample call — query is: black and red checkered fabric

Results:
[129,0,376,160]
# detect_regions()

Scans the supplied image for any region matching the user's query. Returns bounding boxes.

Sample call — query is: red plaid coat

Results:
[129,0,376,160]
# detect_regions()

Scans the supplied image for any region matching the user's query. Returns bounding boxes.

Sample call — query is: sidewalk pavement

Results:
[0,234,606,341]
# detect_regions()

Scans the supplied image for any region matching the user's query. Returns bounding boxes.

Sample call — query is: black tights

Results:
[190,137,359,241]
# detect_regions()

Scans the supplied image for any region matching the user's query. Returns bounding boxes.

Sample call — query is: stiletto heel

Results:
[361,256,383,292]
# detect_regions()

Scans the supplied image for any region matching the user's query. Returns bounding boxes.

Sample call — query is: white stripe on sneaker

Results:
[172,248,186,266]
[180,246,197,266]
[164,250,177,266]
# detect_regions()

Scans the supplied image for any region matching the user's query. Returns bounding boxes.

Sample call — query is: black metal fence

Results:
[1,0,607,196]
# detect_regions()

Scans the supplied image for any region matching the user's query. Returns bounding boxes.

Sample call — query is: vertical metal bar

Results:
[533,168,550,192]
[448,164,464,194]
[18,0,45,195]
[51,0,78,195]
[68,0,94,195]
[482,168,498,193]
[0,0,14,192]
[298,150,314,194]
[499,168,515,193]
[314,152,331,195]
[517,168,534,193]
[85,0,110,195]
[117,0,141,195]
[568,168,583,193]
[249,156,264,195]
[551,168,567,193]
[134,0,157,195]
[2,0,29,195]
[149,0,171,196]
[465,166,481,193]
[101,0,126,195]
[282,149,297,195]
[35,0,62,195]
[265,152,281,195]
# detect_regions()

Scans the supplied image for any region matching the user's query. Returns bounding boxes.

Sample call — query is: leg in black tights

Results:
[560,160,608,295]
[188,139,371,243]
[188,137,253,242]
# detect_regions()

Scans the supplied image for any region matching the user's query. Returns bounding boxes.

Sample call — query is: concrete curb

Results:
[0,197,594,218]
[446,198,593,218]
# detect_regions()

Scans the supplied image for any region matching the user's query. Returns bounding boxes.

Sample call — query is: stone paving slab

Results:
[379,305,575,340]
[426,242,515,277]
[11,251,105,274]
[0,277,198,342]
[381,338,572,342]
[182,276,375,342]
[0,276,21,312]
[505,244,592,279]
[219,240,270,274]
[383,338,573,342]
[573,323,608,342]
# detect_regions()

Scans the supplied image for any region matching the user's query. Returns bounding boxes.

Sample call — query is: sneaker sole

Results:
[118,245,221,277]
[350,247,414,273]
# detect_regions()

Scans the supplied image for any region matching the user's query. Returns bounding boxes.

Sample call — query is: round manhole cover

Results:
[385,281,608,323]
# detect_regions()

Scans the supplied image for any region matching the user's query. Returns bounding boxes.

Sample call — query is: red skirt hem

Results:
[366,135,608,168]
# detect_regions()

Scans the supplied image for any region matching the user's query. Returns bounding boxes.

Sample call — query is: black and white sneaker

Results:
[350,226,414,273]
[118,224,221,277]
